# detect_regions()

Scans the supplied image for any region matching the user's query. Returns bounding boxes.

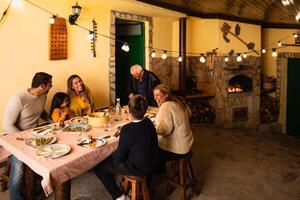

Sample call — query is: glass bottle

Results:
[115,98,122,121]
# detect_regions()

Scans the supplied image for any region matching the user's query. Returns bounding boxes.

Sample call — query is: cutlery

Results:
[77,139,89,146]
[113,126,122,137]
[101,135,111,139]
[37,128,49,134]
[33,126,49,132]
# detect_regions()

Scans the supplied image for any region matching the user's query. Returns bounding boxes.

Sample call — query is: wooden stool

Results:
[166,151,194,200]
[0,159,10,192]
[123,176,150,200]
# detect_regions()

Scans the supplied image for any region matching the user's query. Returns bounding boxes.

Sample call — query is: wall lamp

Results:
[69,2,82,25]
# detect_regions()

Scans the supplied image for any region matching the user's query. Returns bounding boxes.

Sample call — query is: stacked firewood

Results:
[260,95,279,123]
[187,99,216,123]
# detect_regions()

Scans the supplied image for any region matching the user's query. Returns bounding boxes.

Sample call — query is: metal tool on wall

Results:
[91,19,97,57]
[221,22,259,55]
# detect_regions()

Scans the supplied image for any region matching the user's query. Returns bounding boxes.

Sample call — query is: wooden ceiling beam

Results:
[136,0,300,28]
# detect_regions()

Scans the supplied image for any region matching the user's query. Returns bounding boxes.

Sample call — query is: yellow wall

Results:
[186,17,261,56]
[262,28,300,76]
[0,0,184,130]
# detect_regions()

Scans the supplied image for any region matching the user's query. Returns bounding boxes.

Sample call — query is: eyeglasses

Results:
[134,70,143,79]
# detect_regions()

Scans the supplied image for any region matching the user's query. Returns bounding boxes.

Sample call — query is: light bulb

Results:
[296,11,300,21]
[49,16,56,24]
[11,0,23,9]
[122,43,129,52]
[124,44,130,52]
[261,48,266,54]
[161,51,167,59]
[151,51,156,58]
[242,53,247,58]
[87,32,94,40]
[178,56,183,62]
[236,54,242,62]
[224,56,229,62]
[199,54,206,63]
[293,33,298,38]
[272,49,278,57]
[278,41,282,47]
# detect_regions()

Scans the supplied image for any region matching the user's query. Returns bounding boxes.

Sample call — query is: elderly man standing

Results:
[127,64,160,107]
[2,72,53,200]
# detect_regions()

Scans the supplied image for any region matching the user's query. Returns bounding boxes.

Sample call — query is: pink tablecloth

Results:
[0,125,121,196]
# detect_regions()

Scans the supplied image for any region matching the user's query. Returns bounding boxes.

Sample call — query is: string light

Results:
[296,11,300,21]
[277,41,282,47]
[87,31,94,40]
[151,50,156,58]
[272,48,278,57]
[49,15,56,24]
[5,0,294,60]
[161,51,167,59]
[293,33,298,38]
[242,53,247,58]
[121,43,130,52]
[236,53,242,62]
[224,56,229,62]
[11,0,23,9]
[199,54,206,63]
[178,56,183,62]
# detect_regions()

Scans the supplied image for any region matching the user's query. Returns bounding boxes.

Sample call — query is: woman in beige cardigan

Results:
[153,84,194,164]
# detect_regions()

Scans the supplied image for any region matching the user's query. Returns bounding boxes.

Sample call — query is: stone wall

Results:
[210,56,261,128]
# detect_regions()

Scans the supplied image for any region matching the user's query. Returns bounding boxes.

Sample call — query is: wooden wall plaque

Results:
[49,17,67,60]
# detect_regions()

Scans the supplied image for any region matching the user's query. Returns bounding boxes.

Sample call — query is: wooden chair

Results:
[123,176,150,200]
[165,151,195,200]
[0,159,10,192]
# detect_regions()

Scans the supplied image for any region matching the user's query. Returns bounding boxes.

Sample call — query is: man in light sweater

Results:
[3,72,53,200]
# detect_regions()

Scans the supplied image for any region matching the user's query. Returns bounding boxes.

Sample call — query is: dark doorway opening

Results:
[286,58,300,138]
[115,19,145,105]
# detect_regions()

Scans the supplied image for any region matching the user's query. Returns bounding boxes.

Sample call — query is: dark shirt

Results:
[127,69,160,107]
[114,117,158,176]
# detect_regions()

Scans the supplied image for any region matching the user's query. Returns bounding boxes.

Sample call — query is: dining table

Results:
[0,114,128,200]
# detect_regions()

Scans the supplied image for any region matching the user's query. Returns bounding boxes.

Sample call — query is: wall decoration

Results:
[49,17,67,60]
[91,19,97,57]
[221,22,259,55]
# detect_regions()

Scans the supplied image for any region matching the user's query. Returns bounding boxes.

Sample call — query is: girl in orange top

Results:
[50,92,74,122]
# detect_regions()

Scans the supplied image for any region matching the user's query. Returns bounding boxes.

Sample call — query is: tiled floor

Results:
[1,125,300,200]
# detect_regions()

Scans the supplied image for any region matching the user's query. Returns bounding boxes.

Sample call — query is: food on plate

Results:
[35,137,54,146]
[65,126,85,132]
[77,135,105,148]
[63,124,89,132]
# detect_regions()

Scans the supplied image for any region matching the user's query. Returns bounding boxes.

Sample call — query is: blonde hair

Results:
[153,84,187,111]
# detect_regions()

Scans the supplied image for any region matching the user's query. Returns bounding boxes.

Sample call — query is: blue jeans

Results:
[8,155,24,200]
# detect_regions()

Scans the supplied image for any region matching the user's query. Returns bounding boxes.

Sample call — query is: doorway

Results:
[115,19,145,105]
[286,58,300,138]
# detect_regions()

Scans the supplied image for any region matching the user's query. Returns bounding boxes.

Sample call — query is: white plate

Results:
[25,136,56,148]
[36,144,71,159]
[77,137,106,148]
[63,124,89,132]
[70,116,88,124]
